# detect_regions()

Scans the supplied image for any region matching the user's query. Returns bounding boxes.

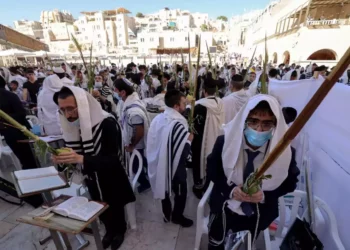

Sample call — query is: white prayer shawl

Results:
[246,71,263,97]
[152,77,161,89]
[37,75,63,135]
[62,77,74,86]
[196,97,225,179]
[58,86,111,155]
[282,69,300,81]
[222,94,292,215]
[147,107,189,199]
[222,89,249,124]
[140,79,150,99]
[121,92,150,147]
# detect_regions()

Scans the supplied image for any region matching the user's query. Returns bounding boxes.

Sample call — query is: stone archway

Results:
[307,49,337,60]
[283,51,290,65]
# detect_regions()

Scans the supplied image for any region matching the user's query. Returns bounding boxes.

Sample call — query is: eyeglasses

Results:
[59,107,77,116]
[245,118,275,131]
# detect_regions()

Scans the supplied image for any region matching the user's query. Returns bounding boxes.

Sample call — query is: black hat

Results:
[278,63,285,67]
[282,107,297,124]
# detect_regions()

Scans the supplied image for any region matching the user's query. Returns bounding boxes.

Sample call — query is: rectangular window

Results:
[97,34,101,38]
[140,38,145,42]
[170,37,175,42]
[150,37,154,42]
[185,37,188,41]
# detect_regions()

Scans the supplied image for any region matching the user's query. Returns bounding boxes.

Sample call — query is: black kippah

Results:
[231,74,244,82]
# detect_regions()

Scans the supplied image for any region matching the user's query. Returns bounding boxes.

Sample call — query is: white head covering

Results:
[57,86,110,154]
[222,94,292,214]
[282,69,300,81]
[37,75,64,135]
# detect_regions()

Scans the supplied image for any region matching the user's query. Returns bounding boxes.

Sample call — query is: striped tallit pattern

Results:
[101,84,113,98]
[167,122,188,193]
[64,117,123,165]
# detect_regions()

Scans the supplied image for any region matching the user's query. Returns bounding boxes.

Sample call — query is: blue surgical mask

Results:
[113,93,121,101]
[68,118,80,127]
[94,82,103,89]
[244,126,273,147]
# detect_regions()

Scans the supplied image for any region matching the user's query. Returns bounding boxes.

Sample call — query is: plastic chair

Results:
[125,150,143,230]
[195,181,270,250]
[26,115,40,125]
[265,190,345,250]
[0,135,22,171]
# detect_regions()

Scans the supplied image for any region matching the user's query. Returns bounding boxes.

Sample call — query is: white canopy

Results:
[0,49,36,57]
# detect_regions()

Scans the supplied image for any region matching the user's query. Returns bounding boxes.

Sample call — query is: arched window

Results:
[283,51,290,65]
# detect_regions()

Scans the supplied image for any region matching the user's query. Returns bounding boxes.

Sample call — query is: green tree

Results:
[136,12,144,18]
[217,16,228,22]
[200,24,208,31]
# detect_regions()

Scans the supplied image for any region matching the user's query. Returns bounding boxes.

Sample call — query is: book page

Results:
[38,136,63,143]
[18,175,66,194]
[53,197,88,217]
[69,201,104,221]
[15,166,58,180]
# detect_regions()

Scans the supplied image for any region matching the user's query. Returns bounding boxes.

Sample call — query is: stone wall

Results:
[0,24,48,51]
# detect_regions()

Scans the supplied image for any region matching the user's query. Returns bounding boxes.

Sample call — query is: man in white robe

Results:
[37,75,63,135]
[191,77,225,198]
[147,89,193,227]
[222,75,249,124]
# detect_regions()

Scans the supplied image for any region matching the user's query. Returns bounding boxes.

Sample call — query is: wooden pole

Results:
[304,0,313,26]
[255,46,350,180]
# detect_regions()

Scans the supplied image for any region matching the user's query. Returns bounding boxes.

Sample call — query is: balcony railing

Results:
[307,19,338,26]
[306,19,350,27]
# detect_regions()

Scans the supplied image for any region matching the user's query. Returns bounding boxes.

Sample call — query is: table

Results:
[17,203,108,250]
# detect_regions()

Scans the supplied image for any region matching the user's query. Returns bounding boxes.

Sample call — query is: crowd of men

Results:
[1,59,348,250]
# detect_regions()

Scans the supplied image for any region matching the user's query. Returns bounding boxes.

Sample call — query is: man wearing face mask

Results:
[52,86,135,250]
[92,74,113,113]
[114,78,151,193]
[147,89,194,227]
[207,95,300,250]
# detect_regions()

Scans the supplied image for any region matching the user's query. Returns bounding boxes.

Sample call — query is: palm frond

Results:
[260,35,269,94]
[188,35,201,133]
[71,34,87,71]
[244,46,257,81]
[206,41,216,80]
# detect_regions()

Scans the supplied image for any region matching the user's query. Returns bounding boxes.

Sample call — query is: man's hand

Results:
[125,145,135,153]
[188,133,194,142]
[92,90,101,98]
[249,190,264,203]
[52,148,83,164]
[232,186,264,203]
[184,82,189,88]
[232,185,249,202]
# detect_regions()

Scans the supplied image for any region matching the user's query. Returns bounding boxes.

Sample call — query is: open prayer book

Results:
[53,196,104,222]
[14,166,67,195]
